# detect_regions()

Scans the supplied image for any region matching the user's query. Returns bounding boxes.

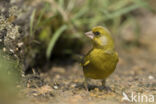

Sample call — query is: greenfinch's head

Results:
[85,26,113,48]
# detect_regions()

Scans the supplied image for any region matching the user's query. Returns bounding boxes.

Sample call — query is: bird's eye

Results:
[94,31,100,36]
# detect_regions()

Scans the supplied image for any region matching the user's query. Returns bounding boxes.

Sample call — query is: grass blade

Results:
[103,3,145,21]
[30,9,36,36]
[46,25,67,58]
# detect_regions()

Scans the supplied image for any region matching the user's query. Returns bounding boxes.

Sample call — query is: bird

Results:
[81,26,119,90]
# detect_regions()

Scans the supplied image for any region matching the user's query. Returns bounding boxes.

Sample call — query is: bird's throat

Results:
[93,36,114,50]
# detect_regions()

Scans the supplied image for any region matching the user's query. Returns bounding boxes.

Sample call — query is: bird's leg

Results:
[102,79,106,88]
[84,77,89,91]
[101,79,111,91]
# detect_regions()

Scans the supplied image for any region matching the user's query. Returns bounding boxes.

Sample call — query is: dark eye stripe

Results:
[94,31,100,35]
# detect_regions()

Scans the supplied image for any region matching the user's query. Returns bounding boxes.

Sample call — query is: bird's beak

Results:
[85,31,94,39]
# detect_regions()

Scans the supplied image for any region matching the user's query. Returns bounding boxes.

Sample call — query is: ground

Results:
[19,46,156,104]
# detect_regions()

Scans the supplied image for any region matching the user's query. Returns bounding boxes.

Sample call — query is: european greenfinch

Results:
[82,26,119,90]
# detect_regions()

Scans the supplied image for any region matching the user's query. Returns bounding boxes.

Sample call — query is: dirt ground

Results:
[18,14,156,104]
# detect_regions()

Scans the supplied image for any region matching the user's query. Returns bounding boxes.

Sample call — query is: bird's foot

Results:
[99,86,112,91]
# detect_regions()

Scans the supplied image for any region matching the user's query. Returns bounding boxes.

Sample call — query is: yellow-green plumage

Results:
[83,49,118,79]
[82,26,119,89]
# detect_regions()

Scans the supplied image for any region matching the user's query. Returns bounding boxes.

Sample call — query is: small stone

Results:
[3,47,6,52]
[17,42,23,47]
[9,49,14,53]
[33,93,38,96]
[55,74,61,79]
[71,83,76,88]
[53,85,58,89]
[148,75,154,80]
[15,48,19,51]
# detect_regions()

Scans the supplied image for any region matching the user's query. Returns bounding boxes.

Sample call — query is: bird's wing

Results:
[81,49,93,67]
[104,49,119,62]
[81,54,91,67]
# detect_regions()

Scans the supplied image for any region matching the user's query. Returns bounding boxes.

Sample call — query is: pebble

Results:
[71,83,76,88]
[148,75,154,80]
[53,85,58,89]
[3,47,6,52]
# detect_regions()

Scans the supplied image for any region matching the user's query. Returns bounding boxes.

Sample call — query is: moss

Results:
[0,49,21,104]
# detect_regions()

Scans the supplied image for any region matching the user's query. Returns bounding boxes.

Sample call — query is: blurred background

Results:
[0,0,156,104]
